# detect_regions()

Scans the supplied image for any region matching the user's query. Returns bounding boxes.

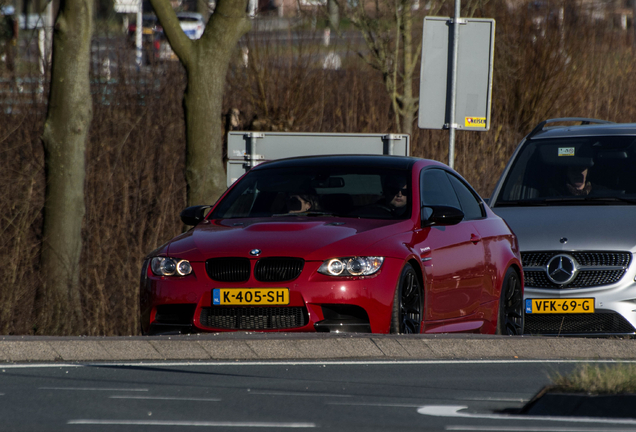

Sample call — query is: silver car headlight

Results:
[150,257,193,276]
[318,257,384,277]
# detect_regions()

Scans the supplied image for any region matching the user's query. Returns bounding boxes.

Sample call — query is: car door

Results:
[414,168,487,321]
[446,173,497,304]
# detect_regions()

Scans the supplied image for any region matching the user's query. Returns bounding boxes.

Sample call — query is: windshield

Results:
[495,136,636,206]
[211,166,412,220]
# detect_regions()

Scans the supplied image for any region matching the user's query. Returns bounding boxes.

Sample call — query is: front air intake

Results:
[200,307,308,330]
[524,311,635,335]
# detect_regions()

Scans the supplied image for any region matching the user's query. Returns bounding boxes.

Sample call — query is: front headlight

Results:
[318,257,384,277]
[150,257,193,276]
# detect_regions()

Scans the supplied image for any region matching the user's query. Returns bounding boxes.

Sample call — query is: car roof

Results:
[530,122,636,140]
[251,155,423,171]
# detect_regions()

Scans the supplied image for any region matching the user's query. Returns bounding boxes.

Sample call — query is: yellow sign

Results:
[465,117,487,128]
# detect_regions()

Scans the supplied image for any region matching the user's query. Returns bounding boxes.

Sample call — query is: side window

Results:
[420,169,461,209]
[447,174,485,220]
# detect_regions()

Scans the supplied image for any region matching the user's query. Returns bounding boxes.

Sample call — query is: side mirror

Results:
[180,205,211,226]
[421,205,464,227]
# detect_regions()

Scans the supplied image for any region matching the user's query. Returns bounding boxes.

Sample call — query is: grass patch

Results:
[551,363,636,395]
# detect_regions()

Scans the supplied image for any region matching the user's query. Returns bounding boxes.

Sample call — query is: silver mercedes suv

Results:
[489,118,636,336]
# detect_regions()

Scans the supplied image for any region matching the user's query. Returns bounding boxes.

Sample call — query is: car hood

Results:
[492,205,636,252]
[164,218,411,261]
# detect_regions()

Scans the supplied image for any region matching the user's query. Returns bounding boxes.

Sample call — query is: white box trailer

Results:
[226,132,410,187]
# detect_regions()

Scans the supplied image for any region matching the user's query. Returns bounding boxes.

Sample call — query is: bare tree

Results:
[150,0,251,206]
[37,0,93,334]
[338,0,490,136]
[338,0,438,135]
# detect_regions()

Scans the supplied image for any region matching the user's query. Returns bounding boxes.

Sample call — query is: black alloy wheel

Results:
[497,267,524,335]
[391,263,423,334]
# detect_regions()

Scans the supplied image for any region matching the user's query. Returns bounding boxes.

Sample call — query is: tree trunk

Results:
[184,52,233,206]
[198,0,210,22]
[151,0,250,206]
[401,0,416,137]
[37,0,93,334]
[633,0,636,52]
[328,0,339,30]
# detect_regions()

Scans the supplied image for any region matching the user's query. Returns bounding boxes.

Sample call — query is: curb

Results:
[0,334,635,363]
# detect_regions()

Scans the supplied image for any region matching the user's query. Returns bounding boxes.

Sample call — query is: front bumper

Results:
[523,282,636,336]
[140,258,405,334]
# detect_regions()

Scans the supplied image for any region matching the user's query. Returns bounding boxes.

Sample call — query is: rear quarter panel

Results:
[474,209,523,304]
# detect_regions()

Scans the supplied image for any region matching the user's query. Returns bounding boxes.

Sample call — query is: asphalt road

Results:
[3,359,631,432]
[1,334,635,431]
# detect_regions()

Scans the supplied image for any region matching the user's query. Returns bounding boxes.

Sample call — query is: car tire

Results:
[496,267,524,335]
[390,263,423,334]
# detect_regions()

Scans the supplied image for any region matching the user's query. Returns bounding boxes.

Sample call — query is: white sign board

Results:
[226,132,410,187]
[418,17,495,131]
[114,0,140,13]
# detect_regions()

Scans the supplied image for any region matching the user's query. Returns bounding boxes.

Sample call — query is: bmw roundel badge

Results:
[250,249,261,256]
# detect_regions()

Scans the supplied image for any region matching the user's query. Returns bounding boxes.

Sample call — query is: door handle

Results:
[470,233,481,244]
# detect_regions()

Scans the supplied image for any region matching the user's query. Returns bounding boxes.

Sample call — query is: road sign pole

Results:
[135,1,143,67]
[448,0,460,169]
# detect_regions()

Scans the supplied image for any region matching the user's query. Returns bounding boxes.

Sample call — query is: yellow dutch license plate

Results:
[212,288,289,306]
[526,298,595,314]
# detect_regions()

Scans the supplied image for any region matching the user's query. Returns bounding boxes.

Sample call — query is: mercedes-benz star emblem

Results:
[546,254,577,285]
[250,249,261,256]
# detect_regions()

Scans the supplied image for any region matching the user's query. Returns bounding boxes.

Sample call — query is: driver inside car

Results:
[380,177,409,217]
[287,194,319,213]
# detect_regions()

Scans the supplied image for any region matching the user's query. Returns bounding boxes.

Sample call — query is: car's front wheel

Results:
[390,263,423,334]
[496,267,524,335]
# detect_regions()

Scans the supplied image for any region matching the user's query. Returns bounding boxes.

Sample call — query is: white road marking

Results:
[326,398,526,407]
[325,396,528,406]
[88,360,636,367]
[1,364,84,369]
[327,402,424,407]
[3,359,636,369]
[68,420,316,427]
[461,397,527,402]
[447,427,636,431]
[248,390,351,398]
[419,405,636,425]
[109,396,221,402]
[40,387,148,392]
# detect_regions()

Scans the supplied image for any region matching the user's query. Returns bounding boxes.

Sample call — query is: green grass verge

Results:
[551,363,636,395]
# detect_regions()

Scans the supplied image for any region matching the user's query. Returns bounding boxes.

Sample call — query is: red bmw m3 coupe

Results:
[140,155,523,335]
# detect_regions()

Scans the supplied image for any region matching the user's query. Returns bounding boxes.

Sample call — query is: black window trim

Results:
[445,171,487,220]
[419,167,486,221]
